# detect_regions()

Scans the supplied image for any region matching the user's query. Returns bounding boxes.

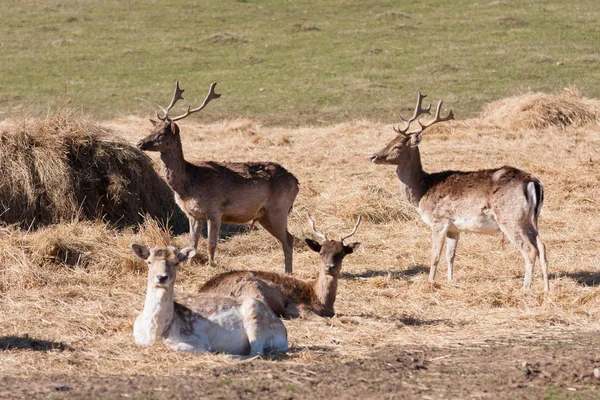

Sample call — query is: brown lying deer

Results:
[131,244,288,357]
[370,93,549,291]
[199,216,362,319]
[137,82,299,273]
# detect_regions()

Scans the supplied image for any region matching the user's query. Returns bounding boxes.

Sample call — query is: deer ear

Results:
[305,239,322,252]
[177,247,196,262]
[344,242,361,254]
[170,121,179,135]
[131,243,150,260]
[149,119,159,127]
[410,131,424,147]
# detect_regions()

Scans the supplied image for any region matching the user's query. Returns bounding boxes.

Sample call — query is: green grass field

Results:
[1,0,599,125]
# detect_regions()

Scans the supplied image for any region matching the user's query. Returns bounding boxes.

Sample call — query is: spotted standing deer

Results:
[199,216,362,319]
[370,93,549,291]
[136,82,299,273]
[131,244,288,357]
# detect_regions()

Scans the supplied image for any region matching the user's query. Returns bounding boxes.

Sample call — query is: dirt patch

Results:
[1,331,598,399]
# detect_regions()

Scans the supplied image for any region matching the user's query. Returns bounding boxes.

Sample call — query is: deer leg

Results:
[445,231,460,282]
[520,233,539,290]
[536,234,550,292]
[497,223,540,290]
[206,215,222,266]
[429,225,449,284]
[283,303,324,321]
[189,218,203,249]
[258,211,294,274]
[245,324,266,357]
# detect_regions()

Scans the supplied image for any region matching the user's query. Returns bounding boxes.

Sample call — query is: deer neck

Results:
[139,283,175,341]
[395,147,429,207]
[160,144,189,195]
[313,271,338,316]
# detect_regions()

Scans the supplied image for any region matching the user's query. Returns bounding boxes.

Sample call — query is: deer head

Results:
[136,81,221,153]
[370,92,453,165]
[305,216,362,276]
[131,244,196,289]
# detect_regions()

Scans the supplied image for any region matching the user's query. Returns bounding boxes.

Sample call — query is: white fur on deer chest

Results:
[133,313,156,346]
[134,288,174,346]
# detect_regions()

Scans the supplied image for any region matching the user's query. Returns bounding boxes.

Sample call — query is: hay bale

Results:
[481,90,600,130]
[0,111,187,230]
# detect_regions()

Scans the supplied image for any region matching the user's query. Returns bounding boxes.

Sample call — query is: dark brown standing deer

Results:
[370,93,549,291]
[137,82,299,273]
[199,216,362,319]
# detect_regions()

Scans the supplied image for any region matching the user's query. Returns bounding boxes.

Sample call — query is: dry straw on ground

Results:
[0,92,599,378]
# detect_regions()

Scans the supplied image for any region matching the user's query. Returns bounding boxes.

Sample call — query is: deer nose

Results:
[136,140,145,150]
[369,155,378,163]
[326,264,336,272]
[156,274,169,284]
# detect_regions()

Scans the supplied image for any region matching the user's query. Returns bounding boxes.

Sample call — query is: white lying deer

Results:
[136,82,299,273]
[131,243,288,356]
[370,93,549,291]
[199,216,361,319]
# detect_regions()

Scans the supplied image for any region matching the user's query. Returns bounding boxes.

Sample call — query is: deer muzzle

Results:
[136,140,149,151]
[370,154,382,164]
[155,274,170,286]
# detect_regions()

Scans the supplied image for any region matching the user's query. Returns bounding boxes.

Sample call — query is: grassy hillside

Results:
[1,0,599,125]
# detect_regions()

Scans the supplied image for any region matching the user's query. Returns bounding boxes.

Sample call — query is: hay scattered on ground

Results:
[320,184,416,224]
[0,111,186,230]
[0,218,182,292]
[481,89,600,130]
[1,93,599,379]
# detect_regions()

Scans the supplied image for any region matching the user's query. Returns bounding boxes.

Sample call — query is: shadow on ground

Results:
[341,265,428,280]
[0,335,72,352]
[335,313,449,327]
[555,271,600,287]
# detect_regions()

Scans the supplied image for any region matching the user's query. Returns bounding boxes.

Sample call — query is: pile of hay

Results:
[0,111,186,230]
[481,89,600,130]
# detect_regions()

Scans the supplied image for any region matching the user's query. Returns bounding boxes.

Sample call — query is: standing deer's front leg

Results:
[429,224,449,284]
[206,214,222,266]
[445,231,460,281]
[189,218,203,250]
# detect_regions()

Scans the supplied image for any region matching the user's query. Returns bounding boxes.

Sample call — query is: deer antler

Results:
[392,92,453,136]
[171,82,221,122]
[393,92,431,137]
[418,99,454,130]
[156,81,185,121]
[307,214,328,241]
[340,216,362,243]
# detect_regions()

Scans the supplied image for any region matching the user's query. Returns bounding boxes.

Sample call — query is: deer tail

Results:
[525,180,544,229]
